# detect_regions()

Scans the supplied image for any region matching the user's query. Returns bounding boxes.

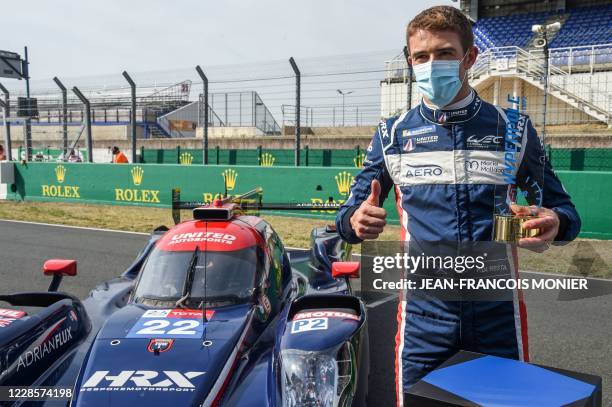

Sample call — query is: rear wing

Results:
[171,187,340,224]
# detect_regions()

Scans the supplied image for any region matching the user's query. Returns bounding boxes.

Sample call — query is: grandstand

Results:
[382,0,612,129]
[2,81,193,140]
[1,80,282,146]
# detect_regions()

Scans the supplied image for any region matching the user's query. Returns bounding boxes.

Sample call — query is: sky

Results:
[4,0,455,81]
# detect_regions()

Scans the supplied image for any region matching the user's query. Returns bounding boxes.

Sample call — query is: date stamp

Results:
[0,386,72,401]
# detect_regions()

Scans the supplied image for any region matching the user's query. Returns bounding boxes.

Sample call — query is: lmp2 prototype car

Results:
[0,190,369,406]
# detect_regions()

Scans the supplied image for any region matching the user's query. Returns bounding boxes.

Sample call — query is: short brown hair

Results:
[407,6,473,53]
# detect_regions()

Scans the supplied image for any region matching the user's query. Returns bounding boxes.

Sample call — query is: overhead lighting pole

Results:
[337,89,354,127]
[531,21,561,148]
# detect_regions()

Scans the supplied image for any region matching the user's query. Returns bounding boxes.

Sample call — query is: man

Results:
[0,145,5,161]
[67,149,83,163]
[335,5,580,404]
[111,146,129,163]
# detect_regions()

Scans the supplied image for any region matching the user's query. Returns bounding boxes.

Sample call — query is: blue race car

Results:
[0,192,369,407]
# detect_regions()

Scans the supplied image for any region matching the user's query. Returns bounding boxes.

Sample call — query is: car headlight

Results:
[280,343,355,407]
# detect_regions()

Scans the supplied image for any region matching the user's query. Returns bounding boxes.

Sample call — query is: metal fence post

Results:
[122,71,137,163]
[541,32,549,146]
[71,86,93,163]
[289,57,301,166]
[0,83,12,160]
[52,77,68,156]
[195,65,209,164]
[24,46,32,161]
[252,92,256,128]
[403,46,413,110]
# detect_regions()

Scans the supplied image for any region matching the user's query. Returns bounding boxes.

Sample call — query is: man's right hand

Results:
[349,180,387,240]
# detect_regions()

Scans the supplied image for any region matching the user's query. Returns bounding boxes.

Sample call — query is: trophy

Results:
[493,213,540,243]
[493,95,542,243]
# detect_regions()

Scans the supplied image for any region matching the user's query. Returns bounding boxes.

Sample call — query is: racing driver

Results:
[335,5,581,405]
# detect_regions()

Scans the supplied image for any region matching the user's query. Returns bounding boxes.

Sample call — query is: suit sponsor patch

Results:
[403,134,439,152]
[466,134,503,148]
[386,150,511,186]
[402,125,436,137]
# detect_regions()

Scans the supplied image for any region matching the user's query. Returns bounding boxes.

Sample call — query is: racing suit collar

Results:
[419,88,482,124]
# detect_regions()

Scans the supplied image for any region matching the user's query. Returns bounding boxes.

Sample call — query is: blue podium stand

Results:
[405,351,602,406]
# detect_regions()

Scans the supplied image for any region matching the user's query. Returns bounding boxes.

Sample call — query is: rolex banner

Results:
[6,162,612,237]
[7,162,381,221]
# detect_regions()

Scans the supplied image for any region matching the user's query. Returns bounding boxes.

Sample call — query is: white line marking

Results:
[0,219,149,236]
[366,294,397,308]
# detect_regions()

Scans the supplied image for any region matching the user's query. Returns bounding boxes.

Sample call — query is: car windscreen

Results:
[133,245,260,305]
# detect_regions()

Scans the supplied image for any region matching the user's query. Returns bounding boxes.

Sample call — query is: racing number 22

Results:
[136,320,199,335]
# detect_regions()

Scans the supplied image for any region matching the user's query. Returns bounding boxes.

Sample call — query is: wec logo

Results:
[467,135,503,146]
[81,370,205,390]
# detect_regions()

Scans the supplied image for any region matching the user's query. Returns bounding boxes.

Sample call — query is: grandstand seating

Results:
[473,11,552,50]
[550,5,612,48]
[473,5,612,53]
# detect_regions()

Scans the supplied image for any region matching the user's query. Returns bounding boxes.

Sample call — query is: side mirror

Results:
[42,259,77,292]
[332,262,360,279]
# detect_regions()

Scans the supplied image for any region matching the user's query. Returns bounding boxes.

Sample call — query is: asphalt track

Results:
[0,219,610,406]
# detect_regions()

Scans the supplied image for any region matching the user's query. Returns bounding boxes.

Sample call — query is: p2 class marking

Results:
[291,317,328,334]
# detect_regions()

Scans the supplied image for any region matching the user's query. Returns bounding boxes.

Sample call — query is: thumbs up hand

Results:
[349,180,387,240]
[365,178,381,207]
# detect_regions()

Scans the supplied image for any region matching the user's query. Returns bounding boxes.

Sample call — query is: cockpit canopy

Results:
[133,220,265,307]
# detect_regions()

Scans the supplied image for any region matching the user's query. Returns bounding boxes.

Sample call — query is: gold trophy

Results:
[493,211,541,243]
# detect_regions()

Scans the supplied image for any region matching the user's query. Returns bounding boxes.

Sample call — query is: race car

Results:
[0,189,369,406]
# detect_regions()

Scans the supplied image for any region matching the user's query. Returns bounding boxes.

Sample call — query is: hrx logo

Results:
[81,370,205,391]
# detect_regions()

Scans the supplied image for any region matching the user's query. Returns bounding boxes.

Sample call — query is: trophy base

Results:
[493,214,541,243]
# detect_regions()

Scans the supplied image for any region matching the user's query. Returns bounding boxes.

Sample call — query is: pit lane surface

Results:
[1,219,610,406]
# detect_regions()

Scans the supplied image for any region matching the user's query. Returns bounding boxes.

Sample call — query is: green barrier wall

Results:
[8,163,612,239]
[141,147,364,167]
[547,148,612,172]
[140,147,612,171]
[8,162,372,222]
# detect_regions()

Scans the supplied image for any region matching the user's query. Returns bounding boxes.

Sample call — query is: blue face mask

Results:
[413,54,468,108]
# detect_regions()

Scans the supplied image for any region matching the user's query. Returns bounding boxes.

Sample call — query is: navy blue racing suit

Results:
[335,91,580,403]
